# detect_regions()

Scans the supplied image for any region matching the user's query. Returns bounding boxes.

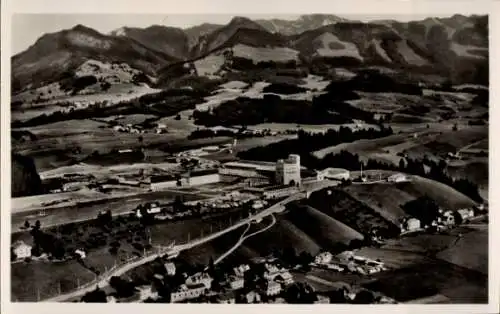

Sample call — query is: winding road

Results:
[213,214,277,265]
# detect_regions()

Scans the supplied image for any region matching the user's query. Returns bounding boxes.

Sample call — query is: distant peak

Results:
[110,27,129,36]
[69,24,102,36]
[72,24,92,32]
[229,16,254,25]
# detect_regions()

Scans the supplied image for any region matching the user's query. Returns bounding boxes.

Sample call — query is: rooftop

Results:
[190,168,219,177]
[150,174,178,183]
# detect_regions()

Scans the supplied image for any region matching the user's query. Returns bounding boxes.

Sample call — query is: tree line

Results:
[238,125,393,163]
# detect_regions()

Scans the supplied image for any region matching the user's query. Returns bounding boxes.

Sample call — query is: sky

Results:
[11,13,480,55]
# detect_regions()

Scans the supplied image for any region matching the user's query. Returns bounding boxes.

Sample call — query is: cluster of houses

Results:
[313,251,387,275]
[134,258,299,304]
[112,124,144,134]
[399,204,486,234]
[112,122,168,135]
[184,192,263,211]
[11,240,87,262]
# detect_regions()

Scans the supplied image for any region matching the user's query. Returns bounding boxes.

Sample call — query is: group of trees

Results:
[192,92,375,127]
[401,196,441,226]
[238,126,393,164]
[30,225,67,260]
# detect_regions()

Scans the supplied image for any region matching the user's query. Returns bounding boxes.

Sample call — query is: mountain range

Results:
[12,14,488,93]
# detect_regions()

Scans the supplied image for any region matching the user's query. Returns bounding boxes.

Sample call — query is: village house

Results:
[442,210,456,226]
[164,262,176,276]
[326,263,345,272]
[245,291,262,303]
[263,263,287,281]
[13,241,32,259]
[74,249,87,259]
[315,251,333,265]
[170,283,207,303]
[387,173,409,183]
[228,276,244,290]
[405,217,421,231]
[137,285,158,300]
[336,251,355,262]
[457,208,475,222]
[264,281,282,296]
[274,272,294,286]
[186,272,213,289]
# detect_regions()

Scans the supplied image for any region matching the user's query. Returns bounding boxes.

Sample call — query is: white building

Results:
[388,173,409,183]
[186,272,213,289]
[315,252,333,265]
[219,161,274,179]
[443,210,456,225]
[263,263,282,280]
[336,251,355,262]
[262,185,299,199]
[187,169,220,186]
[170,284,207,303]
[275,272,294,286]
[316,168,350,181]
[150,174,179,191]
[13,241,32,259]
[457,208,475,222]
[228,276,245,290]
[406,218,421,231]
[275,154,301,186]
[234,264,250,277]
[164,262,176,276]
[137,285,157,300]
[265,281,282,296]
[245,291,262,303]
[74,249,87,259]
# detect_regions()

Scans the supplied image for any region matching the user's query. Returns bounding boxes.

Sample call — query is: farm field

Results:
[436,224,488,274]
[11,190,213,230]
[11,259,95,302]
[246,122,380,134]
[12,84,160,122]
[312,124,487,164]
[362,260,487,303]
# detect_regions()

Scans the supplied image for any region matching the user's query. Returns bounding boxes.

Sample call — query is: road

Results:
[42,180,338,302]
[213,214,277,265]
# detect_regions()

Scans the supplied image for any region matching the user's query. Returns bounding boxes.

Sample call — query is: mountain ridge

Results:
[12,14,488,93]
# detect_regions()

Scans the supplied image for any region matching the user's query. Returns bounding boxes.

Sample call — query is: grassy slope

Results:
[436,225,488,274]
[397,176,477,209]
[344,184,412,224]
[286,205,364,246]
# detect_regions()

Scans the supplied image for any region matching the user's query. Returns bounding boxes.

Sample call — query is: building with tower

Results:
[275,154,301,186]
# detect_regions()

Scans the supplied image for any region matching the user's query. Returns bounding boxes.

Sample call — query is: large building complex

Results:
[275,154,301,186]
[150,169,220,191]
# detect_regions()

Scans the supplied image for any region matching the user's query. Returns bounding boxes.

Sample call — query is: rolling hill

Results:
[256,14,350,35]
[12,24,178,93]
[12,14,488,96]
[110,25,190,59]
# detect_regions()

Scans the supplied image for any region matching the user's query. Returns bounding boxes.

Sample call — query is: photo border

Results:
[1,1,498,313]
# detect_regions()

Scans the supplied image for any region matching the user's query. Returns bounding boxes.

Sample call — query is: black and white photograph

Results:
[3,0,497,311]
